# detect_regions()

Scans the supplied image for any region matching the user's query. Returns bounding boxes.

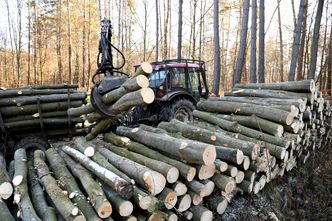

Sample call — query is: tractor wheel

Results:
[163,99,195,122]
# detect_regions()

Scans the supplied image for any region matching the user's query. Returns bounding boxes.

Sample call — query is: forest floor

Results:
[215,143,332,221]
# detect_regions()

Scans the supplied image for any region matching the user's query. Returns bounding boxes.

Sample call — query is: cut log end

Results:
[141,88,155,104]
[139,195,154,210]
[97,202,113,218]
[166,167,180,184]
[253,182,261,194]
[143,171,166,195]
[203,180,215,196]
[191,194,202,206]
[173,182,188,196]
[243,156,250,170]
[236,150,245,165]
[186,167,197,182]
[167,212,178,221]
[203,145,216,166]
[199,210,213,221]
[286,114,295,125]
[0,182,13,200]
[218,161,228,172]
[136,75,149,88]
[276,125,284,137]
[72,215,87,221]
[12,175,23,186]
[198,165,215,180]
[119,201,134,217]
[177,194,191,212]
[235,171,244,184]
[140,62,153,74]
[71,207,79,216]
[216,198,228,214]
[83,146,95,157]
[225,180,235,194]
[164,191,177,209]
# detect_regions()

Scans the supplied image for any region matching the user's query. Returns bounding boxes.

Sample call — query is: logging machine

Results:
[91,19,210,124]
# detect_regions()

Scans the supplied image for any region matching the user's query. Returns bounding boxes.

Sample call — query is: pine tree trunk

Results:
[177,0,183,59]
[250,0,257,83]
[213,0,221,95]
[258,0,265,83]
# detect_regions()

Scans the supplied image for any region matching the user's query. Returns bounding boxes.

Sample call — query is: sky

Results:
[0,0,329,52]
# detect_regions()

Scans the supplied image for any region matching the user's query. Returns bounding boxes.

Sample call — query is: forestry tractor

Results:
[91,19,210,125]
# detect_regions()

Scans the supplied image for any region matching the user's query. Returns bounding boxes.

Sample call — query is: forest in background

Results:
[0,0,331,94]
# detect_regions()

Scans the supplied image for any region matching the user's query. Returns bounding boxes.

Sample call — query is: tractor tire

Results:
[162,99,195,122]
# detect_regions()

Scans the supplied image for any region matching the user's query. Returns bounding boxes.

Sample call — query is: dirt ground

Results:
[215,143,332,221]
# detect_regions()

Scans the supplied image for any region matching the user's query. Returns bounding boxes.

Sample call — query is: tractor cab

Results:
[133,59,209,124]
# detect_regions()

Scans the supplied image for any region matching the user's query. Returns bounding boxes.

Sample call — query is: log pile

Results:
[0,80,331,220]
[67,62,155,141]
[0,84,86,140]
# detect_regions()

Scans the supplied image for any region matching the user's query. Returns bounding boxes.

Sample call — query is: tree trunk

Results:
[67,0,72,83]
[177,0,183,59]
[116,126,216,165]
[98,141,179,183]
[233,0,250,86]
[155,0,159,61]
[34,150,85,221]
[0,153,13,200]
[157,187,177,209]
[61,146,133,198]
[27,160,58,221]
[296,0,308,81]
[158,120,254,162]
[258,0,265,83]
[82,0,86,88]
[289,0,305,81]
[308,0,325,80]
[102,184,133,217]
[215,159,228,172]
[250,0,257,83]
[197,100,294,125]
[213,0,221,95]
[45,148,102,220]
[277,0,284,81]
[98,147,166,195]
[193,110,290,147]
[327,18,332,95]
[104,132,196,181]
[13,149,41,221]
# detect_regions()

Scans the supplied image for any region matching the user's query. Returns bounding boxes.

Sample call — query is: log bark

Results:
[130,62,153,79]
[27,160,57,221]
[197,99,294,125]
[184,180,209,197]
[68,103,94,117]
[0,92,86,107]
[244,170,256,183]
[73,137,95,157]
[190,205,213,221]
[104,132,196,181]
[157,187,177,209]
[0,153,13,200]
[98,141,179,183]
[61,145,133,199]
[238,180,253,193]
[234,80,315,92]
[131,187,158,211]
[224,165,238,177]
[216,114,284,137]
[158,120,252,162]
[211,173,235,194]
[34,150,84,221]
[102,75,149,105]
[102,184,133,217]
[4,110,68,123]
[5,117,83,130]
[0,100,83,117]
[58,151,112,219]
[45,148,103,220]
[0,200,15,221]
[235,171,245,184]
[13,149,41,221]
[226,88,314,104]
[193,110,290,148]
[194,164,215,180]
[116,126,216,165]
[0,88,77,99]
[188,190,203,206]
[98,147,166,195]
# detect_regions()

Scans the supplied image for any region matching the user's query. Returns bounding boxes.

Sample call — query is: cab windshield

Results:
[149,69,167,88]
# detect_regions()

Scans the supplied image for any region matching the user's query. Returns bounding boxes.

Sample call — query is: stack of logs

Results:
[0,84,86,139]
[0,80,331,221]
[67,62,155,141]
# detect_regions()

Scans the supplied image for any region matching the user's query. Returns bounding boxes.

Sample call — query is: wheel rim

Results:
[174,107,192,122]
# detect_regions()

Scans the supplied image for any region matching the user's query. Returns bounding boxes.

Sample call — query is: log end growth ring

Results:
[203,145,216,166]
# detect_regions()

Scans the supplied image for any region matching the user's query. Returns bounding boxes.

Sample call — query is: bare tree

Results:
[155,0,159,61]
[288,0,305,81]
[56,0,63,83]
[213,0,220,95]
[258,0,265,83]
[250,0,257,83]
[16,0,23,86]
[233,0,250,85]
[191,0,198,59]
[82,0,86,87]
[307,0,325,80]
[327,19,332,95]
[277,0,284,81]
[163,0,170,59]
[67,0,72,84]
[177,0,183,59]
[143,0,147,60]
[27,0,31,85]
[296,0,308,81]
